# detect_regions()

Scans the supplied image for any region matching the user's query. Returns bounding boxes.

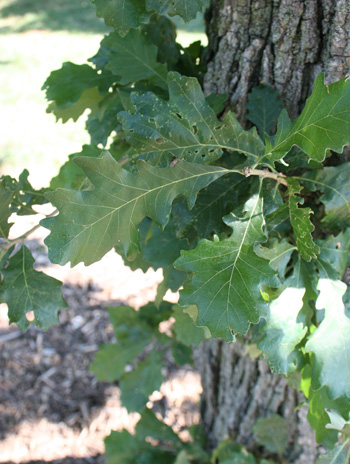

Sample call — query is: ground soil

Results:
[0,212,201,464]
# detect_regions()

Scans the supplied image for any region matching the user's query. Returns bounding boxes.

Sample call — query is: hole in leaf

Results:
[129,129,134,133]
[215,125,222,130]
[176,113,183,119]
[193,125,197,134]
[194,150,199,154]
[156,137,165,143]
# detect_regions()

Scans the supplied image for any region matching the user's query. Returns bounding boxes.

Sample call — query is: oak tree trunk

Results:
[200,1,350,462]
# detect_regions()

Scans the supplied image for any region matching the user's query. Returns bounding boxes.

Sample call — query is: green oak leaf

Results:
[261,73,350,165]
[172,305,206,346]
[146,0,208,22]
[135,408,181,445]
[245,84,283,137]
[143,14,180,68]
[206,92,227,114]
[316,229,350,278]
[42,152,229,266]
[10,169,47,216]
[175,189,280,339]
[305,270,350,399]
[89,305,154,382]
[172,173,247,242]
[42,62,114,112]
[0,177,14,238]
[253,414,288,456]
[86,93,123,146]
[143,220,191,269]
[47,87,103,123]
[287,178,320,261]
[102,29,168,89]
[302,364,350,448]
[0,170,48,222]
[0,245,67,331]
[326,410,350,437]
[92,0,207,37]
[212,440,256,464]
[89,341,148,382]
[317,439,350,464]
[120,350,163,411]
[91,0,148,37]
[255,238,296,279]
[265,202,290,235]
[303,163,350,229]
[155,267,187,306]
[258,287,306,375]
[50,145,102,190]
[172,341,193,365]
[118,72,264,166]
[105,410,178,464]
[174,451,191,464]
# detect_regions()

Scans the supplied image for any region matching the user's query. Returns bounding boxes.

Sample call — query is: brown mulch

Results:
[0,223,201,464]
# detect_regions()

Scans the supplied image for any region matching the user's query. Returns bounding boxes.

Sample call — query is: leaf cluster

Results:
[1,4,350,463]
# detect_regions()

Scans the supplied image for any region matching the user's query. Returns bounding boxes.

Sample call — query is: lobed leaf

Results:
[175,189,280,339]
[316,229,350,279]
[303,163,350,229]
[326,410,350,437]
[0,245,67,331]
[286,178,320,261]
[258,255,315,375]
[146,0,208,22]
[42,62,114,120]
[306,269,350,400]
[50,145,102,190]
[42,152,229,266]
[0,178,14,238]
[172,173,247,242]
[102,29,168,89]
[92,0,148,37]
[258,287,306,375]
[92,0,207,37]
[245,84,283,137]
[119,72,264,166]
[262,74,350,165]
[255,238,296,279]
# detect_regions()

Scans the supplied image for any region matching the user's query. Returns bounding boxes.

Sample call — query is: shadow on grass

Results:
[0,0,206,36]
[12,457,104,464]
[0,0,109,34]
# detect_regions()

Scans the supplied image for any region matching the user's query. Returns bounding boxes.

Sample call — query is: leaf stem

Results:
[242,166,288,186]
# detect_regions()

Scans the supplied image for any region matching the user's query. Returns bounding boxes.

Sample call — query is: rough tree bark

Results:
[200,1,350,462]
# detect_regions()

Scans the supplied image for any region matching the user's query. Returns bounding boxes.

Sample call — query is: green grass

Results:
[0,0,108,34]
[0,0,206,186]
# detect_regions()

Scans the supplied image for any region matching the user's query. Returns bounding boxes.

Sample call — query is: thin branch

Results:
[6,208,58,247]
[242,166,288,186]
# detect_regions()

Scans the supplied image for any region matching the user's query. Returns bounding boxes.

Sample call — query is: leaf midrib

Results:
[50,164,234,260]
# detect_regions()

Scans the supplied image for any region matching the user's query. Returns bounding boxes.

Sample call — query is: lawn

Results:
[0,0,206,186]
